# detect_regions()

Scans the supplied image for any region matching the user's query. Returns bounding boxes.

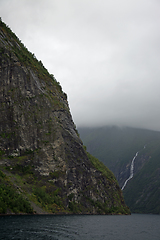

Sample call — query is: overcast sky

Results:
[1,0,160,131]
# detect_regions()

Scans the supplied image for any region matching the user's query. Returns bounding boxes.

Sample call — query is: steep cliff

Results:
[0,19,130,215]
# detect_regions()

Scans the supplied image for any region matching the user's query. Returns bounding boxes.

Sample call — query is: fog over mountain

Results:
[1,0,160,131]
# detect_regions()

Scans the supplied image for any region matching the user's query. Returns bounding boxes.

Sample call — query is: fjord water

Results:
[1,214,160,240]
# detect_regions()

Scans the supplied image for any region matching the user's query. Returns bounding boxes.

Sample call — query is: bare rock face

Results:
[0,19,130,214]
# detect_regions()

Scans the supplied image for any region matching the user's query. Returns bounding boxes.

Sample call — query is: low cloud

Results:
[1,0,160,131]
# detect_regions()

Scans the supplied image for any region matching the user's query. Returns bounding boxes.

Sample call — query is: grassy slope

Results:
[0,170,33,214]
[0,153,130,215]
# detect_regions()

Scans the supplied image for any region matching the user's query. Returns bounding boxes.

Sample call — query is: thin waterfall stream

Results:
[121,152,138,190]
[121,145,146,190]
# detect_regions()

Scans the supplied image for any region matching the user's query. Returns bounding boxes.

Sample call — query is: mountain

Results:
[0,18,130,215]
[78,126,160,214]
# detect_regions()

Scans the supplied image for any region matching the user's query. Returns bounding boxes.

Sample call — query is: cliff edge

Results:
[0,19,130,215]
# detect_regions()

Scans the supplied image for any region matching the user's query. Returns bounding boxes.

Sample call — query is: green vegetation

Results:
[0,150,5,156]
[68,201,82,214]
[86,151,117,182]
[0,170,33,214]
[0,148,67,214]
[0,163,66,214]
[12,164,34,175]
[32,187,63,213]
[85,197,130,215]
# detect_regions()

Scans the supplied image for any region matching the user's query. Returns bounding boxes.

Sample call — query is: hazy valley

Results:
[78,126,160,214]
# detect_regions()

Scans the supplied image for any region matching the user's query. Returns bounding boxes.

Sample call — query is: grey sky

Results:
[1,0,160,131]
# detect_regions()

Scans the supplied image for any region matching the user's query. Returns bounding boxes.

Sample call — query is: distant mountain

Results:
[78,126,160,214]
[0,18,130,215]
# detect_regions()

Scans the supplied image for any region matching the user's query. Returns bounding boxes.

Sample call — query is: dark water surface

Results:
[0,214,160,240]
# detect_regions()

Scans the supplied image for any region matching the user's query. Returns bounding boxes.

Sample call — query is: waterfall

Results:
[121,151,138,190]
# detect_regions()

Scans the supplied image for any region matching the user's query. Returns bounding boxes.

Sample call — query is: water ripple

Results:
[1,214,160,240]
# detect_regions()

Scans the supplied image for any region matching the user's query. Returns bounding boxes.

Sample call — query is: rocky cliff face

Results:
[0,19,130,214]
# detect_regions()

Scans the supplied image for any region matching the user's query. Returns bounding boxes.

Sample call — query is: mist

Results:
[1,0,160,131]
